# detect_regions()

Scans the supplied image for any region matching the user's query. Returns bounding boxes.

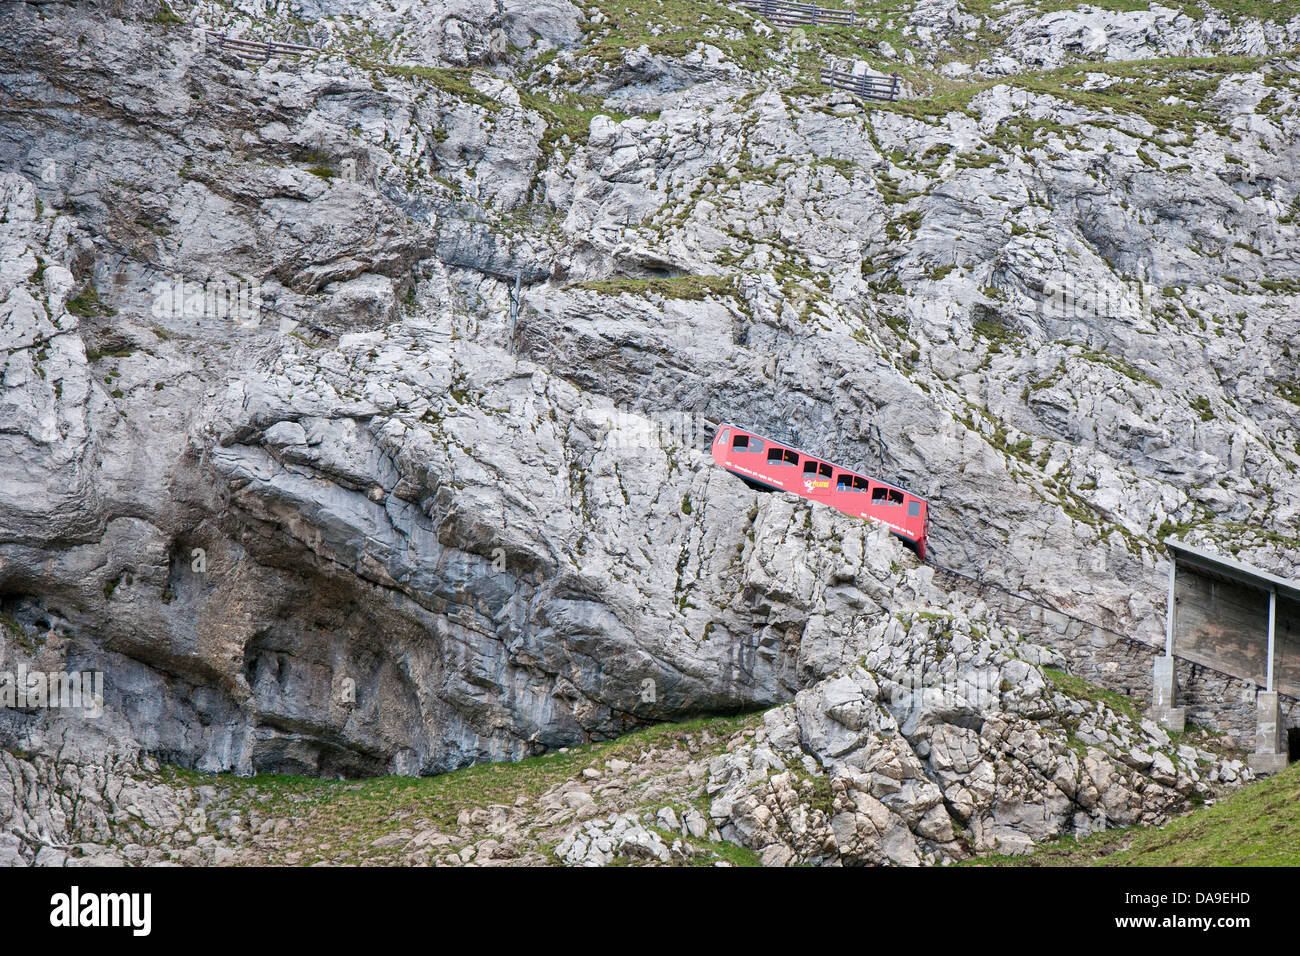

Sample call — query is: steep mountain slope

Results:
[1,0,1297,865]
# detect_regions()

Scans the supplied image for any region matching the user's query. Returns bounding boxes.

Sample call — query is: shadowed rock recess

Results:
[0,0,1297,865]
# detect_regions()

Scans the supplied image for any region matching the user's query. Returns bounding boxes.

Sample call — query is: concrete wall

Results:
[1278,594,1300,699]
[936,569,1299,750]
[1173,571,1270,686]
[1172,572,1300,698]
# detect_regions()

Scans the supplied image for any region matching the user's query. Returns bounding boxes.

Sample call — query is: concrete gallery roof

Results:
[1165,538,1300,605]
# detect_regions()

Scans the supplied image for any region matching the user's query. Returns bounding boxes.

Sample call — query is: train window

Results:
[854,476,870,492]
[872,487,904,505]
[836,473,853,491]
[908,501,921,517]
[718,428,730,446]
[732,434,748,449]
[784,450,798,465]
[819,463,832,478]
[767,447,796,465]
[803,460,820,475]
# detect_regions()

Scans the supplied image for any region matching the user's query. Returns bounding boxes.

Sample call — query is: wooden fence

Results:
[819,64,900,101]
[736,0,859,27]
[205,30,319,63]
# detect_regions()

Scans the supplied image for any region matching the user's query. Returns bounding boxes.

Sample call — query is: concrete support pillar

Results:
[1247,691,1287,775]
[1148,655,1185,731]
[1266,587,1276,693]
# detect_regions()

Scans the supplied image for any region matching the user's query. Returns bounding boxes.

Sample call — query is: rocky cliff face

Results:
[1,0,1297,864]
[0,530,1257,866]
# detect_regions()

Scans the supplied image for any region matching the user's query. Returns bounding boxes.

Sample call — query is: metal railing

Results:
[736,0,859,27]
[205,30,319,62]
[819,64,901,101]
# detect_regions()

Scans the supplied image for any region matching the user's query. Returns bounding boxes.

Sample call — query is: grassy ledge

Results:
[972,759,1300,866]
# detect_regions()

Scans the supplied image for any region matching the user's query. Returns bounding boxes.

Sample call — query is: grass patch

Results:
[1043,667,1143,724]
[520,89,630,155]
[570,274,737,301]
[973,759,1300,866]
[1057,342,1162,389]
[66,283,114,318]
[164,712,767,865]
[365,62,503,112]
[150,3,185,25]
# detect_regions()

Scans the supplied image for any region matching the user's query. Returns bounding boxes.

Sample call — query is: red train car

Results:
[710,423,929,560]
